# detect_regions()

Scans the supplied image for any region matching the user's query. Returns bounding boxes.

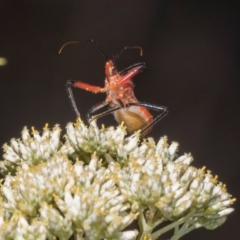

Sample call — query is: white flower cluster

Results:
[0,120,235,240]
[1,155,137,240]
[62,121,139,164]
[0,124,61,175]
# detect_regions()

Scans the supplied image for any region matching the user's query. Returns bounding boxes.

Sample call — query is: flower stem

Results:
[137,208,154,240]
[151,211,194,240]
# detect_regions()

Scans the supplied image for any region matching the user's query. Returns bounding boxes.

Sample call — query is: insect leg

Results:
[117,64,145,86]
[87,102,122,122]
[119,62,145,75]
[66,80,81,118]
[128,102,168,135]
[66,79,105,118]
[67,79,103,93]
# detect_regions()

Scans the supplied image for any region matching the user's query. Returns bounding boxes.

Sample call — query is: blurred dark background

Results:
[0,0,239,239]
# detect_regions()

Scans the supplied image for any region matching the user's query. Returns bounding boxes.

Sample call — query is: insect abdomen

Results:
[114,106,152,135]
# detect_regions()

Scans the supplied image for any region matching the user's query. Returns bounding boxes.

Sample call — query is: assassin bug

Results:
[60,40,168,136]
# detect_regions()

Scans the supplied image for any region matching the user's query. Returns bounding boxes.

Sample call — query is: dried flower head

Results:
[0,120,235,240]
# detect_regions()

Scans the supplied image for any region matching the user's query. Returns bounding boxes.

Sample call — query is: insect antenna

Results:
[59,39,108,61]
[84,39,108,60]
[58,41,80,54]
[114,46,143,62]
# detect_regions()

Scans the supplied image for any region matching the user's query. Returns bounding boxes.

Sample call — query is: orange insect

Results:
[60,40,168,136]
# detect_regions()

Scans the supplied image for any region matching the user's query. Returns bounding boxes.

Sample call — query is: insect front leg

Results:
[128,102,168,135]
[66,80,105,118]
[67,80,104,93]
[66,80,81,118]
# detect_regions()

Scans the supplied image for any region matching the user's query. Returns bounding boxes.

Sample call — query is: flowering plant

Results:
[0,120,235,240]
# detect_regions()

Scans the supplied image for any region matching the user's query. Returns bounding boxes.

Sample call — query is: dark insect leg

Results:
[127,102,168,135]
[119,62,146,75]
[87,102,122,122]
[89,101,168,136]
[88,101,167,135]
[66,80,81,118]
